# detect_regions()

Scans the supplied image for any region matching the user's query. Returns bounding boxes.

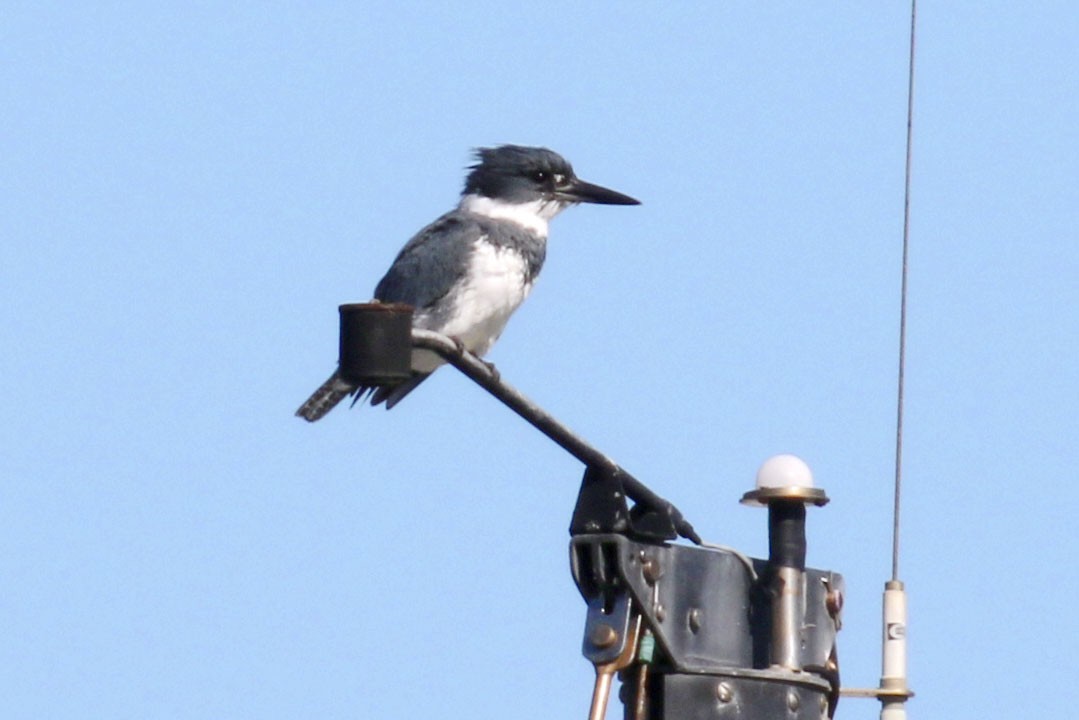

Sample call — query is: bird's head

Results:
[462,145,640,211]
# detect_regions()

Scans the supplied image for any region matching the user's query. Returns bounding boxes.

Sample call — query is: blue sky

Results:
[2,3,1076,718]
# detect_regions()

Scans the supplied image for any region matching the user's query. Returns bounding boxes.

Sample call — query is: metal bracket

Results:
[582,592,635,665]
[571,534,842,676]
[569,466,680,543]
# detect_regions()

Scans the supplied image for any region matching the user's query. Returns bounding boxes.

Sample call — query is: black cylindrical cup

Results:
[338,303,414,384]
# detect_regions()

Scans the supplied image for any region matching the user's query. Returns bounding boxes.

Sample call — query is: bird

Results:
[295,144,640,421]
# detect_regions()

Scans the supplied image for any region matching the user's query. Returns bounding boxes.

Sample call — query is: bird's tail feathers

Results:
[295,371,353,422]
[296,371,432,421]
[370,373,430,409]
[349,386,376,408]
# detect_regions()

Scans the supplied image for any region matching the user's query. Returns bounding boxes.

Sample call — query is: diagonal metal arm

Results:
[411,329,700,544]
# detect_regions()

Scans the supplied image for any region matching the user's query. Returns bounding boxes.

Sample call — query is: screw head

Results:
[826,588,844,617]
[787,691,800,712]
[642,557,662,585]
[589,623,618,648]
[716,682,733,703]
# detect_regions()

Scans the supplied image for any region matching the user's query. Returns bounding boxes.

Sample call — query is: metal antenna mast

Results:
[892,0,918,585]
[883,1,917,717]
[841,3,917,717]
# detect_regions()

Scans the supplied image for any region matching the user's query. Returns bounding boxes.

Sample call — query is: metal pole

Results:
[768,500,807,670]
[411,329,701,544]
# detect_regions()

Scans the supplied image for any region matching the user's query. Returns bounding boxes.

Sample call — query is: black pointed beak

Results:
[559,177,641,205]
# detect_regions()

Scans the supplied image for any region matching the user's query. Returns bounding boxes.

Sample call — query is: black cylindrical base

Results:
[767,501,807,570]
[338,302,414,384]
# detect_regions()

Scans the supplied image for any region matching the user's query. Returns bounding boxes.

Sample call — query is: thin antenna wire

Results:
[892,0,918,582]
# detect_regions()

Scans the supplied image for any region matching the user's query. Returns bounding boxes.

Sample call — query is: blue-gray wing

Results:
[373,212,477,312]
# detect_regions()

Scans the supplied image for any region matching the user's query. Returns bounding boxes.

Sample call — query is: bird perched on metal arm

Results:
[296,144,640,421]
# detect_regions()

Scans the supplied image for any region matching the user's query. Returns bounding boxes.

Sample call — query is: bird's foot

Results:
[480,359,500,382]
[448,336,468,356]
[447,336,499,380]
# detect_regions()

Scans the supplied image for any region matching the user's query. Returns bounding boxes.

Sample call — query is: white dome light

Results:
[741,454,829,507]
[756,454,815,490]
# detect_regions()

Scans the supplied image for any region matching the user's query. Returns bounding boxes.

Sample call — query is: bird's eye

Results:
[533,171,549,183]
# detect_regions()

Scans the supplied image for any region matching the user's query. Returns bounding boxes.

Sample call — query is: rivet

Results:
[590,623,618,648]
[655,604,666,622]
[787,691,800,712]
[716,682,733,703]
[688,608,701,633]
[642,558,662,585]
[826,588,844,617]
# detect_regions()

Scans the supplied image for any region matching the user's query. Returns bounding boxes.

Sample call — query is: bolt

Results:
[642,557,662,585]
[688,608,701,633]
[590,623,618,648]
[716,682,733,703]
[826,588,844,618]
[787,691,800,712]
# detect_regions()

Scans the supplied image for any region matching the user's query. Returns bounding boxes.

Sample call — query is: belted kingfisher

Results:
[296,144,639,421]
